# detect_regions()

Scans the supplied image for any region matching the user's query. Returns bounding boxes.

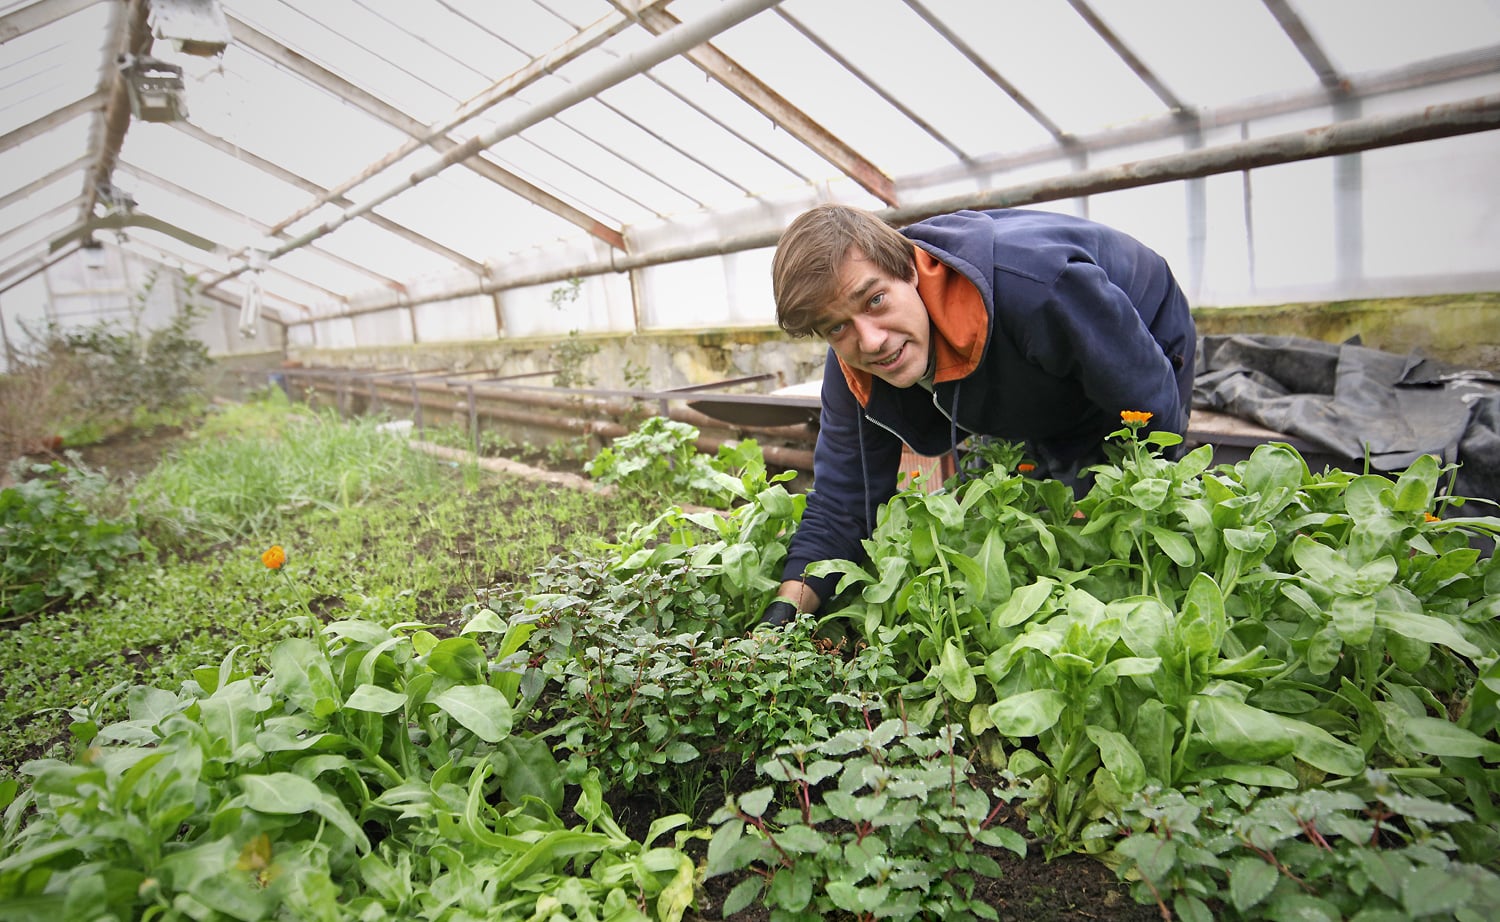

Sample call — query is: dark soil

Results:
[59,422,1161,922]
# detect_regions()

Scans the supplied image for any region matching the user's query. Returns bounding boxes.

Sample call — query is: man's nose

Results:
[853,315,884,353]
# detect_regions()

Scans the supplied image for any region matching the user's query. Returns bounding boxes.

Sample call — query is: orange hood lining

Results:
[838,245,990,406]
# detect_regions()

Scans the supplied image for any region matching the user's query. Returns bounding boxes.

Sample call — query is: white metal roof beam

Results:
[901,0,1073,147]
[0,0,102,43]
[78,0,148,225]
[226,16,629,251]
[776,7,969,162]
[169,121,486,272]
[0,154,88,212]
[1262,0,1345,93]
[112,161,406,290]
[0,91,102,155]
[266,1,659,237]
[624,3,897,206]
[1066,0,1189,115]
[913,44,1500,190]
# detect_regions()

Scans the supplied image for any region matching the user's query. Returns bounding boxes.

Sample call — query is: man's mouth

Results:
[872,344,904,369]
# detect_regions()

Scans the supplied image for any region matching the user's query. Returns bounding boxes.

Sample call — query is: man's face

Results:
[815,248,931,388]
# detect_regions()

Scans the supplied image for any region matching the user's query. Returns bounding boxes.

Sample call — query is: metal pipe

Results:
[245,0,783,271]
[285,92,1500,327]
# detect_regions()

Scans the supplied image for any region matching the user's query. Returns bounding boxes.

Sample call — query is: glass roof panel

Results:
[645,56,838,188]
[0,116,91,191]
[919,0,1169,136]
[1293,0,1500,74]
[773,0,1057,162]
[1087,0,1316,108]
[0,1,108,135]
[181,47,411,189]
[695,4,962,178]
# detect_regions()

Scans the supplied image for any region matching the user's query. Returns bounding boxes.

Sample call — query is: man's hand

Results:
[758,598,800,628]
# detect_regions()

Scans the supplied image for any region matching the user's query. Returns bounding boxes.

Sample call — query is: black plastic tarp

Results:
[1193,334,1500,505]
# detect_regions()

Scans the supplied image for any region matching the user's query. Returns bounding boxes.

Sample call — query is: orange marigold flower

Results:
[1424,513,1441,523]
[1017,463,1036,473]
[261,545,286,569]
[1120,410,1153,425]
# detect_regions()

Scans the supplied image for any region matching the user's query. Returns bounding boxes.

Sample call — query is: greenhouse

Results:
[2,1,1500,919]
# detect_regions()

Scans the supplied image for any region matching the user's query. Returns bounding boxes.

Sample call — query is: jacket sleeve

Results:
[1022,259,1187,436]
[781,350,904,604]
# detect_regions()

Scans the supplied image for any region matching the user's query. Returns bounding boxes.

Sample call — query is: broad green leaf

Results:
[1331,595,1376,645]
[1375,607,1481,658]
[1128,478,1171,510]
[935,637,977,703]
[1085,726,1147,794]
[721,877,763,917]
[238,772,368,851]
[429,685,513,742]
[992,577,1056,629]
[1291,535,1353,591]
[1391,454,1440,512]
[269,638,340,716]
[344,683,407,714]
[424,636,486,682]
[1146,525,1196,567]
[1386,711,1500,759]
[490,736,564,813]
[1285,720,1365,776]
[989,689,1067,737]
[769,865,813,910]
[1190,695,1296,762]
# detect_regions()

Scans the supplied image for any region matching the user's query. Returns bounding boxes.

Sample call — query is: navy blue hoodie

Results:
[782,208,1196,603]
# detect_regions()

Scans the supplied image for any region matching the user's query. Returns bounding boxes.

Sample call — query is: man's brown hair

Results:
[771,204,916,337]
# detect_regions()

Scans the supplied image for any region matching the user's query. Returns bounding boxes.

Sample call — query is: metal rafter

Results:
[225,15,628,251]
[265,1,662,236]
[775,6,969,162]
[901,0,1073,147]
[78,0,149,226]
[622,3,897,206]
[169,120,485,272]
[0,91,102,155]
[1262,0,1345,93]
[1066,0,1189,115]
[112,161,405,289]
[0,0,102,43]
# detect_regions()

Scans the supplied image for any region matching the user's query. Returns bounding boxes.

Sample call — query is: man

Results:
[761,204,1196,626]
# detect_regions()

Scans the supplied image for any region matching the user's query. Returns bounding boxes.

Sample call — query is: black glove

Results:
[758,599,800,629]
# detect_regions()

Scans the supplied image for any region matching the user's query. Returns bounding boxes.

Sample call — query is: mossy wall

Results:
[1192,293,1500,372]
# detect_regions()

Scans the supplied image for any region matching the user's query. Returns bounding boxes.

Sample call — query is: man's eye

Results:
[825,321,847,337]
[869,293,884,309]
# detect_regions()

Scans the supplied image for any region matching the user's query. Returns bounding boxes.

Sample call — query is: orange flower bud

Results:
[1017,463,1036,473]
[261,545,286,569]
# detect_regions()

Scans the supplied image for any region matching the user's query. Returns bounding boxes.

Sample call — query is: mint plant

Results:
[586,416,792,510]
[706,704,1028,921]
[1091,770,1500,922]
[494,558,898,806]
[1,461,139,621]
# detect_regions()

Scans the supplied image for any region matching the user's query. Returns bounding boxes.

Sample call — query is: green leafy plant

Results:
[494,552,897,806]
[706,706,1028,921]
[809,418,1500,858]
[1091,770,1500,921]
[0,617,702,921]
[0,461,139,621]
